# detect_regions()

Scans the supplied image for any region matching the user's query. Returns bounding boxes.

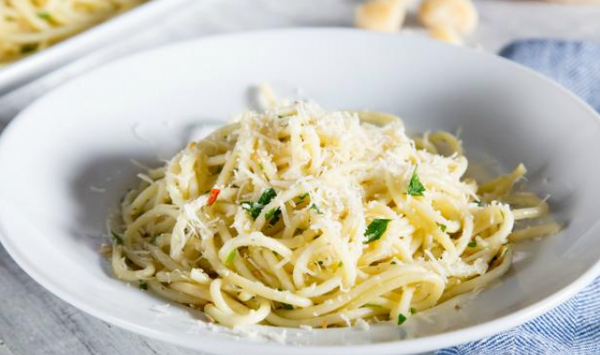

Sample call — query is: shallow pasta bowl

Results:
[0,29,599,355]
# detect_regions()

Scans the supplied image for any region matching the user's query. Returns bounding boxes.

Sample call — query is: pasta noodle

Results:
[109,91,560,328]
[0,0,145,65]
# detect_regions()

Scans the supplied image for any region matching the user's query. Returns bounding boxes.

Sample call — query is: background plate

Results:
[0,0,189,95]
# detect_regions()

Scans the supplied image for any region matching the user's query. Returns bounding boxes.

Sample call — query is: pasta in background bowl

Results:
[0,0,187,94]
[0,0,146,66]
[0,29,599,355]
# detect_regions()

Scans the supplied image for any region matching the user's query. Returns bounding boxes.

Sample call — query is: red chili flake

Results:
[207,188,221,206]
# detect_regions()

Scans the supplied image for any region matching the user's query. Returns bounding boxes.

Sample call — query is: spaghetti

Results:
[0,0,145,65]
[110,94,560,328]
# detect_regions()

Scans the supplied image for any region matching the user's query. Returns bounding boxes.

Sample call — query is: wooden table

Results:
[1,0,600,354]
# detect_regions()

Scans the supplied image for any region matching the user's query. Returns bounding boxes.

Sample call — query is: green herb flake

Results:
[265,208,277,219]
[407,168,426,196]
[338,261,344,267]
[111,231,124,245]
[241,188,277,219]
[310,204,323,215]
[277,112,295,118]
[436,223,447,232]
[476,200,484,207]
[20,44,37,54]
[282,303,294,310]
[362,303,381,308]
[265,207,282,225]
[37,12,52,20]
[397,313,407,325]
[468,241,477,248]
[317,260,324,267]
[391,260,397,265]
[257,188,277,205]
[410,307,417,315]
[225,249,237,265]
[139,282,148,290]
[296,193,309,202]
[363,219,391,244]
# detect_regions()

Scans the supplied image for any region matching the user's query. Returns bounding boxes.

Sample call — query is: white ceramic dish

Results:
[1,29,600,355]
[0,0,190,95]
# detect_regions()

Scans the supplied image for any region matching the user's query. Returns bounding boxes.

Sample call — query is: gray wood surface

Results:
[1,0,600,354]
[0,246,205,355]
[0,341,14,355]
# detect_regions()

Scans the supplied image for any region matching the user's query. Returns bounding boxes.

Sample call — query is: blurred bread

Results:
[429,26,464,45]
[419,0,478,35]
[355,0,407,33]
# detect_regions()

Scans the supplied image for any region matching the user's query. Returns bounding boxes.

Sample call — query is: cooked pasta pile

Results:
[0,0,145,65]
[110,95,560,328]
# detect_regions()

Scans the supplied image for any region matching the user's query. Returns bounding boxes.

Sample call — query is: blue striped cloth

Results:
[438,39,600,354]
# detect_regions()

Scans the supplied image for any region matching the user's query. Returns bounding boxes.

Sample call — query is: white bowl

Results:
[0,29,599,355]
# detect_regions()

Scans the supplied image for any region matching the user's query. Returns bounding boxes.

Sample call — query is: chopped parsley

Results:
[407,168,426,196]
[265,207,282,225]
[282,303,294,310]
[397,313,407,325]
[37,12,52,20]
[296,193,309,203]
[257,187,277,205]
[20,44,37,54]
[476,199,484,207]
[265,208,277,219]
[391,260,397,265]
[139,282,148,290]
[241,188,277,219]
[317,260,324,267]
[410,307,417,315]
[468,241,477,248]
[338,261,344,267]
[241,201,253,211]
[277,111,295,118]
[436,223,447,232]
[363,219,391,244]
[309,204,323,214]
[225,249,237,265]
[111,231,123,245]
[362,303,382,308]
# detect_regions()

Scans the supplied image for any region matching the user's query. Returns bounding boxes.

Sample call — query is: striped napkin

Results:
[438,39,600,354]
